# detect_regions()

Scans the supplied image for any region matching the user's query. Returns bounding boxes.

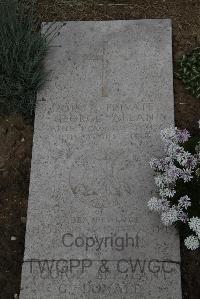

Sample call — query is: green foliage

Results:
[0,0,51,116]
[176,47,200,99]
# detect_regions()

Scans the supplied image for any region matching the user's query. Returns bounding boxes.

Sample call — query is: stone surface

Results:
[20,20,182,298]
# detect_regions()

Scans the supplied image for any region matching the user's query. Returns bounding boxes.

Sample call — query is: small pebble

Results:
[14,294,18,299]
[21,137,25,142]
[11,236,17,241]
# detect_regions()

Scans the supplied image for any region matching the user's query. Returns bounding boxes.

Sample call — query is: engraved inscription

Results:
[69,147,145,208]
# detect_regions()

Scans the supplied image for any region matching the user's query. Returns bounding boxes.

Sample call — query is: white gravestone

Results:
[20,20,182,299]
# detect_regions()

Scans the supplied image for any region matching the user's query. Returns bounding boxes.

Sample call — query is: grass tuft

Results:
[0,0,50,116]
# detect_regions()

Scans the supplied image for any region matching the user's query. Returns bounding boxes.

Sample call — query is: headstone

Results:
[20,20,182,298]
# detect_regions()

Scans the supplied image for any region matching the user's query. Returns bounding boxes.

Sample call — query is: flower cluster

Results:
[148,122,200,250]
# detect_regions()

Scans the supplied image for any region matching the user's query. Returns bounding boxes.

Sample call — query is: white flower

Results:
[148,123,200,250]
[161,207,178,226]
[177,210,189,223]
[184,156,198,169]
[154,175,166,188]
[150,157,171,172]
[178,195,191,209]
[188,217,200,235]
[160,127,178,144]
[176,128,191,143]
[160,188,176,198]
[150,158,158,170]
[147,197,170,212]
[163,175,174,184]
[184,235,199,250]
[149,158,161,170]
[180,168,193,182]
[147,197,161,212]
[161,127,191,145]
[166,165,182,181]
[167,143,183,157]
[176,151,191,167]
[159,198,170,212]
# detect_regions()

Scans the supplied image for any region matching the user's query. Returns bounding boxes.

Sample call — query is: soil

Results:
[0,1,200,298]
[0,115,33,299]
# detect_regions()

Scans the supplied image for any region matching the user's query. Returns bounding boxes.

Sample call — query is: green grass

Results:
[0,0,51,116]
[176,47,200,99]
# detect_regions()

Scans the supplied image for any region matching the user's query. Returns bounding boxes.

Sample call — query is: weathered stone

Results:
[20,20,182,298]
